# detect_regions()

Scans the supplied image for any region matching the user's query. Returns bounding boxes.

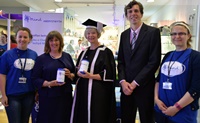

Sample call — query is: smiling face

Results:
[84,28,100,44]
[44,31,64,53]
[126,4,143,26]
[16,30,31,50]
[170,25,191,51]
[49,37,60,52]
[0,34,7,44]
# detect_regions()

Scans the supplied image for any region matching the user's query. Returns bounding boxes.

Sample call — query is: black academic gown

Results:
[70,45,116,123]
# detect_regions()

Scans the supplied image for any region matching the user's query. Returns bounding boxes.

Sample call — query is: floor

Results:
[0,90,199,123]
[0,104,138,123]
[1,104,200,123]
[0,108,7,123]
[0,97,8,123]
[0,103,32,123]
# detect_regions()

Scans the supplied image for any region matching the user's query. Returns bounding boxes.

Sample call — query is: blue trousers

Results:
[155,110,175,123]
[5,92,35,123]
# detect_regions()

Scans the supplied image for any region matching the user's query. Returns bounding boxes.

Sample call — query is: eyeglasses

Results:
[170,32,187,36]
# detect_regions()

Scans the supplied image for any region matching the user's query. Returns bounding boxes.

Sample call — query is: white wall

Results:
[147,0,199,25]
[147,0,200,50]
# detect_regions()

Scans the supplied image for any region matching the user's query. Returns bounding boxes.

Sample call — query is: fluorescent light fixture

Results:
[56,8,64,13]
[48,9,55,12]
[55,0,62,2]
[147,0,154,2]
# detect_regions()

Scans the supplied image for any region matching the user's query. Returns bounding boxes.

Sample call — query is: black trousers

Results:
[120,89,154,123]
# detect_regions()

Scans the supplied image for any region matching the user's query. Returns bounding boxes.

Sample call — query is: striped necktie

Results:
[131,31,137,50]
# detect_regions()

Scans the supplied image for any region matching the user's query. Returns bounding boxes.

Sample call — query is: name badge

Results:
[163,82,172,90]
[19,77,27,83]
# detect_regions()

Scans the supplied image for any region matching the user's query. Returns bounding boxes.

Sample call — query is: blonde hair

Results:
[84,28,101,39]
[170,21,192,48]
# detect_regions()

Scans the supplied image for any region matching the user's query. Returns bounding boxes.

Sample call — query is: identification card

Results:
[19,77,27,83]
[163,82,172,90]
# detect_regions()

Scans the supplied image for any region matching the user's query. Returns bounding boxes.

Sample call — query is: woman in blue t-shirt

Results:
[0,27,37,123]
[154,21,200,123]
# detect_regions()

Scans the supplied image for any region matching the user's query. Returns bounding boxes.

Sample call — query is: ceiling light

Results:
[55,0,62,2]
[74,14,78,17]
[48,9,55,12]
[147,0,154,2]
[55,8,64,13]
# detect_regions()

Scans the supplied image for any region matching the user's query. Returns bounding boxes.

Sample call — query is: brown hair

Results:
[44,31,64,53]
[1,33,7,38]
[15,27,32,39]
[124,0,144,17]
[10,35,17,43]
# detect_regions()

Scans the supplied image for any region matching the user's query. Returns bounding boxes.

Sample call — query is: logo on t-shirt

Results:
[14,58,35,70]
[161,61,186,77]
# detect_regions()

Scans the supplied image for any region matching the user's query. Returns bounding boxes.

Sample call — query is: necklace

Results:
[50,54,57,59]
[49,53,62,59]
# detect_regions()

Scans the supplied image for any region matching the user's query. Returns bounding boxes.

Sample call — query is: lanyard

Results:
[17,49,27,77]
[167,50,186,81]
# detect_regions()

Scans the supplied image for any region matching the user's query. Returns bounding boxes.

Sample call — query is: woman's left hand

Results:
[77,71,91,79]
[64,68,71,77]
[162,105,179,116]
[64,68,74,80]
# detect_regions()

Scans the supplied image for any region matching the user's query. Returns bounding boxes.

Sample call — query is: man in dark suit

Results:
[117,1,161,123]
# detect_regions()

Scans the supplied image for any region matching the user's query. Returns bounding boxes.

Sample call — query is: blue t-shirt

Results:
[155,48,197,123]
[0,48,38,95]
[0,44,7,50]
[0,44,7,56]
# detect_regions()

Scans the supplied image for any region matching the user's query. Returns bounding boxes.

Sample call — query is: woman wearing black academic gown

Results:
[70,19,116,123]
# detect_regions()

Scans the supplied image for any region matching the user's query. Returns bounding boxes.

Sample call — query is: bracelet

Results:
[174,102,182,110]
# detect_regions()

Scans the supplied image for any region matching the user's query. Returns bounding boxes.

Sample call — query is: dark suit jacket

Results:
[117,23,161,87]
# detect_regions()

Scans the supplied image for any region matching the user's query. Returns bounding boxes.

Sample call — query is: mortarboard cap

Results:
[82,19,106,33]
